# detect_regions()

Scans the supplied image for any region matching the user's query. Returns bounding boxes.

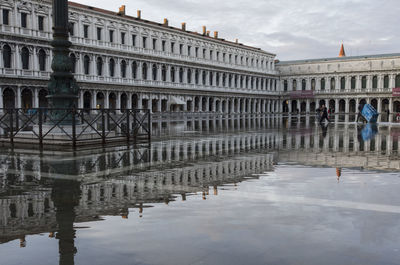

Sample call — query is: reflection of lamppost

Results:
[47,0,79,124]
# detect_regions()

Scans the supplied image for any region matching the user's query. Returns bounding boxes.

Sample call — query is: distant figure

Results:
[336,168,342,183]
[319,105,330,124]
[316,106,322,121]
[356,103,365,122]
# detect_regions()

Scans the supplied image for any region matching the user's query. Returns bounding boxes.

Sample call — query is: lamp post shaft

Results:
[47,0,79,124]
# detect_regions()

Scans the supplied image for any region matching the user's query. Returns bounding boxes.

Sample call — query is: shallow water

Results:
[1,115,400,265]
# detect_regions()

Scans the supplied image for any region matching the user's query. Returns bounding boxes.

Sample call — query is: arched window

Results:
[70,53,76,73]
[330,78,335,90]
[293,79,297,90]
[152,64,157,81]
[171,67,175,82]
[216,73,220,86]
[301,79,306,90]
[38,49,46,71]
[96,57,103,76]
[384,75,389,88]
[21,47,30,70]
[203,71,207,85]
[209,72,213,86]
[284,80,288,91]
[109,58,115,77]
[396,74,400,87]
[195,70,199,85]
[84,55,90,75]
[222,74,226,87]
[120,60,127,78]
[311,79,315,90]
[351,77,356,89]
[340,77,345,90]
[228,74,232,87]
[179,68,184,83]
[372,76,378,89]
[132,61,137,79]
[321,78,325,90]
[361,76,367,89]
[3,45,12,68]
[142,63,147,80]
[187,69,192,83]
[161,65,166,81]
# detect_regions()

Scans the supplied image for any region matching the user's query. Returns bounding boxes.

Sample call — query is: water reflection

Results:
[1,116,400,264]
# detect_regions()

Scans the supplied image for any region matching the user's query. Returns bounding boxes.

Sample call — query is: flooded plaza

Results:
[1,115,400,265]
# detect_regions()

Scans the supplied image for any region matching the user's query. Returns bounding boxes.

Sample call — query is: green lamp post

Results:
[47,0,79,124]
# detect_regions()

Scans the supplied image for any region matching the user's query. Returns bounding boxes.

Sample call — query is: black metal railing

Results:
[0,108,151,149]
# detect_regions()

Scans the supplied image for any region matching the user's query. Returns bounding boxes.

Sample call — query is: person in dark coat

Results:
[319,105,330,124]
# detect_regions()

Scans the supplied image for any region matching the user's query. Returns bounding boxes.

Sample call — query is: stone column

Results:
[166,65,171,82]
[335,99,339,113]
[78,90,84,109]
[17,86,22,108]
[345,99,350,113]
[137,94,142,110]
[104,91,110,109]
[389,98,394,122]
[0,87,3,112]
[306,99,310,113]
[157,97,162,112]
[157,65,162,81]
[175,68,180,83]
[33,88,39,108]
[137,62,143,81]
[183,68,188,84]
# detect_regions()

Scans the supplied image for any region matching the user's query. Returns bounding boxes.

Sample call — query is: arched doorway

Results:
[109,93,116,110]
[3,88,15,109]
[39,89,48,108]
[291,100,297,113]
[121,93,128,111]
[282,100,289,113]
[96,92,105,109]
[329,99,335,112]
[349,99,356,113]
[131,94,138,109]
[83,91,92,111]
[21,88,32,110]
[339,99,345,113]
[371,99,378,110]
[300,101,306,113]
[310,102,316,112]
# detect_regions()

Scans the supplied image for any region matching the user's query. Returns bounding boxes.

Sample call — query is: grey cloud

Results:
[75,0,400,60]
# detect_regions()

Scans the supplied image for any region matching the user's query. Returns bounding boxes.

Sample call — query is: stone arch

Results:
[282,100,289,113]
[21,47,30,70]
[96,57,103,76]
[371,98,378,110]
[83,91,92,110]
[38,49,46,71]
[109,92,117,110]
[3,87,15,109]
[120,60,127,78]
[131,94,138,109]
[152,64,157,81]
[349,99,356,113]
[121,93,128,110]
[38,89,48,108]
[339,99,346,113]
[21,87,33,110]
[329,99,335,111]
[96,92,105,109]
[291,100,298,113]
[2,44,12,68]
[300,101,306,113]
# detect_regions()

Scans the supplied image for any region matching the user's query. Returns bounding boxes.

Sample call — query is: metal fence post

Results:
[101,109,106,145]
[38,108,43,148]
[9,109,14,146]
[72,108,76,149]
[126,109,130,142]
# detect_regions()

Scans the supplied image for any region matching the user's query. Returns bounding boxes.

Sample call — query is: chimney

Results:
[137,10,141,19]
[206,30,210,37]
[118,5,126,15]
[181,22,186,31]
[202,26,207,35]
[214,31,218,39]
[163,18,169,26]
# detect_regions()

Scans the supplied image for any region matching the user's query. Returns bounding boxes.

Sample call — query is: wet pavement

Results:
[1,115,400,265]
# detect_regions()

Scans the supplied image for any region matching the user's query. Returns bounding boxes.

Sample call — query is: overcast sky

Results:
[74,0,399,60]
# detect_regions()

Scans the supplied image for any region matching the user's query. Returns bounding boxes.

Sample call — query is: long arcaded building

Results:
[0,0,400,117]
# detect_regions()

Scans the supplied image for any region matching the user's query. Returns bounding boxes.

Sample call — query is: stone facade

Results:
[0,0,280,114]
[1,0,400,117]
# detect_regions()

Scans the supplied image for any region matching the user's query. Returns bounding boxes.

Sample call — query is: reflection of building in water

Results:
[0,151,274,244]
[0,121,399,246]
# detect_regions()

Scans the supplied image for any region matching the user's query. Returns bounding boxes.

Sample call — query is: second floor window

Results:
[69,22,75,36]
[109,30,114,43]
[3,9,10,25]
[21,13,27,28]
[38,16,44,31]
[171,42,175,53]
[97,27,102,41]
[121,32,125,45]
[38,49,46,71]
[83,25,89,38]
[2,44,11,68]
[162,40,166,52]
[152,39,157,50]
[132,34,136,46]
[142,37,147,48]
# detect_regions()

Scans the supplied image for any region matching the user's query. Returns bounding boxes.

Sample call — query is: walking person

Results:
[319,105,330,124]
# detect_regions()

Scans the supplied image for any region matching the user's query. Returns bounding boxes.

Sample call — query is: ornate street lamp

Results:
[47,0,79,124]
